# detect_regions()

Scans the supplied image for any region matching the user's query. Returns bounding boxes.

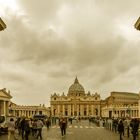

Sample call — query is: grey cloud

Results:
[1,0,140,105]
[95,0,140,17]
[17,0,63,27]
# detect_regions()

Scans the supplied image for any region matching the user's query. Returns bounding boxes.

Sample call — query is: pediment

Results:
[0,91,11,99]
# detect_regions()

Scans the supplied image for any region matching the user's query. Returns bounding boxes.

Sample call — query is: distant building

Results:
[0,18,6,31]
[101,91,139,118]
[50,77,140,119]
[0,88,50,118]
[0,88,12,116]
[50,77,101,118]
[9,103,50,118]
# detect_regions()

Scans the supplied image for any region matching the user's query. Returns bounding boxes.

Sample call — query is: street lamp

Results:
[0,18,6,31]
[134,17,140,31]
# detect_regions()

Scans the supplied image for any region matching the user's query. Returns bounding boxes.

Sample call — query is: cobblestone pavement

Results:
[0,120,135,140]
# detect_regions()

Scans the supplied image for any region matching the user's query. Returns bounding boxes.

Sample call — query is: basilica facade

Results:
[50,77,101,118]
[50,77,140,119]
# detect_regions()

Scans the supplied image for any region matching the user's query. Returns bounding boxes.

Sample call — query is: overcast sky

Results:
[0,0,140,106]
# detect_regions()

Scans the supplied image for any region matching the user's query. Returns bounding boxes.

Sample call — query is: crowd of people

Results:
[5,115,140,140]
[97,117,140,140]
[6,116,68,140]
[7,116,51,140]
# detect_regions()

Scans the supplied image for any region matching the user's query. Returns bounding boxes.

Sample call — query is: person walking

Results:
[46,117,51,130]
[118,120,124,140]
[24,118,30,140]
[131,119,139,140]
[32,119,37,137]
[20,118,26,139]
[59,117,67,137]
[36,119,44,139]
[7,118,16,140]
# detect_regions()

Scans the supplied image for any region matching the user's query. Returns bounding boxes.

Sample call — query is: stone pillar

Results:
[73,105,74,116]
[132,110,133,117]
[26,110,29,117]
[80,105,82,116]
[51,105,54,116]
[20,110,21,117]
[91,105,93,116]
[98,105,100,117]
[76,105,78,116]
[137,110,138,117]
[63,105,65,116]
[134,110,136,117]
[87,105,89,116]
[57,105,60,116]
[13,110,16,116]
[68,105,71,116]
[3,101,6,116]
[6,101,8,115]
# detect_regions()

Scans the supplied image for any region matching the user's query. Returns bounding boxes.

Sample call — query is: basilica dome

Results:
[68,77,85,96]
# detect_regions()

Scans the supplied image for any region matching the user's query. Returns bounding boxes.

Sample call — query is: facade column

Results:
[76,105,78,116]
[133,110,134,117]
[91,105,93,116]
[68,105,71,116]
[14,110,16,116]
[26,110,28,117]
[87,104,89,116]
[6,101,8,116]
[98,105,100,117]
[80,105,82,117]
[20,110,22,117]
[134,110,136,117]
[73,105,74,116]
[131,110,133,117]
[51,105,54,116]
[29,111,30,117]
[3,101,6,116]
[63,105,65,116]
[20,110,22,116]
[57,105,60,116]
[81,105,84,117]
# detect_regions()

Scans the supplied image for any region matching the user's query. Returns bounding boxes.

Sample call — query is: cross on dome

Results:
[74,76,79,84]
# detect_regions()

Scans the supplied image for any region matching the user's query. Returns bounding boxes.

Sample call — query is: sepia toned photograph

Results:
[0,0,140,140]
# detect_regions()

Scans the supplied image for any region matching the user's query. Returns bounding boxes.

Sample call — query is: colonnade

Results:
[10,109,40,117]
